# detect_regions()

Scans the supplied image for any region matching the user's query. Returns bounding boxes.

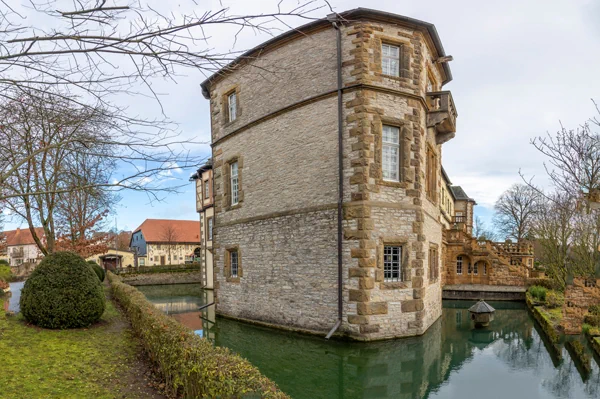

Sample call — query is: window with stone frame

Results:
[426,145,438,202]
[207,217,213,241]
[383,245,403,282]
[204,179,210,200]
[467,261,473,275]
[483,263,487,275]
[228,92,237,122]
[230,161,239,205]
[381,43,400,77]
[456,256,463,275]
[382,125,401,181]
[473,262,478,275]
[230,249,239,278]
[429,246,439,281]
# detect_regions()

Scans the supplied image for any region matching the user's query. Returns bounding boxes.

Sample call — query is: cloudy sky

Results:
[5,0,600,233]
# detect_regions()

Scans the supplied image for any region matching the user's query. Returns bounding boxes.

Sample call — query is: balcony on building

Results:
[426,91,457,144]
[10,247,24,258]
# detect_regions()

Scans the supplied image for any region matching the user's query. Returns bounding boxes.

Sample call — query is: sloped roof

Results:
[450,186,476,203]
[132,219,200,244]
[468,300,495,314]
[4,227,45,246]
[201,7,453,98]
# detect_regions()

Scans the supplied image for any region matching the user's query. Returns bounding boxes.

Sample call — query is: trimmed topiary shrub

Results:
[529,285,548,302]
[20,251,105,329]
[87,260,105,282]
[545,290,565,309]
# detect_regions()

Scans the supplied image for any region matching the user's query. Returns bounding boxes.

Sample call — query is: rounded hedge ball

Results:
[88,261,105,282]
[20,251,106,329]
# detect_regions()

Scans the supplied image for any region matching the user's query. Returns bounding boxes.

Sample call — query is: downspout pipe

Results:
[326,14,343,340]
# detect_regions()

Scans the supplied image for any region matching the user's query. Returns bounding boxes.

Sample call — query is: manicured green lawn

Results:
[0,288,160,399]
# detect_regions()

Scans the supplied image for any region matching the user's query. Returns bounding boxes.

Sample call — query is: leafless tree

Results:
[526,101,600,206]
[473,216,498,241]
[160,224,179,264]
[493,184,540,242]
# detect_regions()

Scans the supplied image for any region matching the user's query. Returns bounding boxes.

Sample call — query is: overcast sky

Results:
[5,0,600,233]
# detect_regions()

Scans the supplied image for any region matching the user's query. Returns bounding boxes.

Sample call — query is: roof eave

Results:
[200,7,452,97]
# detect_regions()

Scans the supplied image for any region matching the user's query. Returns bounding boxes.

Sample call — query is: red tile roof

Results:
[132,219,200,244]
[3,228,45,246]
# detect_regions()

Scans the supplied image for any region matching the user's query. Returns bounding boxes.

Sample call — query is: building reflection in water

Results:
[138,284,600,399]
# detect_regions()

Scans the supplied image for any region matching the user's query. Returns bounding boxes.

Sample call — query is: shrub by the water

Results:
[529,285,548,302]
[545,291,565,309]
[107,272,288,398]
[87,260,105,282]
[0,259,9,265]
[20,252,105,329]
[0,264,13,281]
[589,304,600,315]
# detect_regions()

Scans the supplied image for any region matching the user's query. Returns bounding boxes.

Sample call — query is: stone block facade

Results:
[202,9,457,340]
[562,277,600,334]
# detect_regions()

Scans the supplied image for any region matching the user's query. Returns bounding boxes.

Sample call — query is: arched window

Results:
[456,256,463,275]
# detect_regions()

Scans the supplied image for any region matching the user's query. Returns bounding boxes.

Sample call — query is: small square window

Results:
[383,246,402,282]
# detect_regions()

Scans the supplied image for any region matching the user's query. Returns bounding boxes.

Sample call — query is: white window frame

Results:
[382,125,400,182]
[208,218,213,241]
[230,162,239,206]
[228,92,237,122]
[456,256,463,275]
[381,43,400,77]
[230,250,239,278]
[383,245,402,282]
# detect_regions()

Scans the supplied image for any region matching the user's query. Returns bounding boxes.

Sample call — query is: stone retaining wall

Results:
[562,277,600,334]
[120,272,203,286]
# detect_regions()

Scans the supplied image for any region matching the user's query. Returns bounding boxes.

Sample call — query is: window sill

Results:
[381,281,410,290]
[380,179,407,189]
[226,276,240,283]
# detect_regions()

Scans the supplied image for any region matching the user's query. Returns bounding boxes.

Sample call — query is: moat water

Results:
[131,284,600,398]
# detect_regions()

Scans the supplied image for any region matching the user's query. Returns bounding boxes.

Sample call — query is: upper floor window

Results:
[204,180,210,200]
[230,161,239,205]
[382,44,400,77]
[426,145,437,202]
[382,125,400,181]
[383,245,403,282]
[208,218,213,241]
[456,256,463,275]
[228,92,237,122]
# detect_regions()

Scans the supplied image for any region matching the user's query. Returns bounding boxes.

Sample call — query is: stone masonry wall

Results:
[562,277,600,334]
[209,17,450,340]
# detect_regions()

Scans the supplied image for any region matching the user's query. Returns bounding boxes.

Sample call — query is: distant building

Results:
[4,228,45,267]
[130,219,201,266]
[191,159,214,288]
[87,249,136,270]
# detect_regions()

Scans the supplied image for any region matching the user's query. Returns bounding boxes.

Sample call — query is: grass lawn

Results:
[0,286,164,399]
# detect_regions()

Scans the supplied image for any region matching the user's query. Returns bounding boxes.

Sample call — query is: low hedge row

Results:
[107,272,288,399]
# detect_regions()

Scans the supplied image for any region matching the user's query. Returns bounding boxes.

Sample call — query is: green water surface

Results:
[138,284,600,399]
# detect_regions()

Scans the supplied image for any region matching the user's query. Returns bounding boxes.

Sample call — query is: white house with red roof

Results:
[130,219,201,266]
[3,227,45,266]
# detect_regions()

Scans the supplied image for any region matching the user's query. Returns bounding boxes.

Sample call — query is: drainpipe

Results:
[325,14,343,340]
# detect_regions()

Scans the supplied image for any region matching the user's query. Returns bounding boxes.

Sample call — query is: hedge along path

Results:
[107,272,289,399]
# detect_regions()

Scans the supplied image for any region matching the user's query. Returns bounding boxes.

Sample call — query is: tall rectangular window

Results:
[230,161,239,205]
[429,247,438,281]
[230,250,239,278]
[381,44,400,77]
[384,245,402,282]
[208,218,213,241]
[456,256,463,275]
[426,146,437,202]
[228,92,237,122]
[204,180,210,200]
[382,125,400,181]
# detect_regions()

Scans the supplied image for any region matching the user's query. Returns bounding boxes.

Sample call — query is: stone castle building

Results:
[199,8,533,340]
